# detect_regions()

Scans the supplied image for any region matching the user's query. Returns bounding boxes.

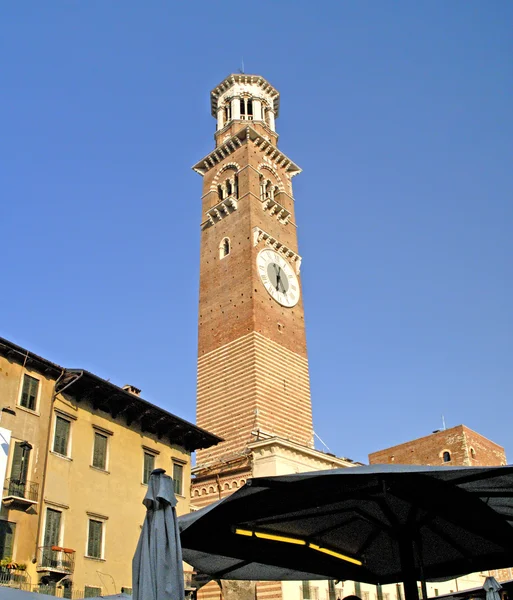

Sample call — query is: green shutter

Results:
[43,509,61,547]
[85,586,102,598]
[0,521,16,560]
[172,463,183,496]
[302,581,311,600]
[88,520,103,558]
[92,433,107,469]
[143,453,155,484]
[328,581,337,600]
[9,441,30,497]
[10,442,24,482]
[53,416,70,456]
[21,375,39,411]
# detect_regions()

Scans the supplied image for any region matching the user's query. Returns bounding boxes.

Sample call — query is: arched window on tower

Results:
[239,97,254,121]
[443,451,451,463]
[226,179,233,197]
[219,237,230,259]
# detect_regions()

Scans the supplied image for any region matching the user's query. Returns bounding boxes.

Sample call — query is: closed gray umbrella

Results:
[133,468,184,600]
[483,577,502,600]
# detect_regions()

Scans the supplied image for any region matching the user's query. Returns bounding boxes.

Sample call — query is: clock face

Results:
[257,249,300,307]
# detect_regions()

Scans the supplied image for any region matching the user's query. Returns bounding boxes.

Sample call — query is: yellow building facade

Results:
[0,336,220,597]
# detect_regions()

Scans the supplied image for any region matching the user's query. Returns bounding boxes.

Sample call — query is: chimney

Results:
[123,384,141,397]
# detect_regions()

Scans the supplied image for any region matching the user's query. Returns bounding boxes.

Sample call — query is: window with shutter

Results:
[53,416,70,456]
[85,586,102,598]
[9,441,31,497]
[143,452,155,484]
[92,433,108,470]
[44,509,61,547]
[87,519,103,558]
[172,462,183,496]
[328,581,337,600]
[20,374,39,411]
[0,520,16,560]
[302,581,312,600]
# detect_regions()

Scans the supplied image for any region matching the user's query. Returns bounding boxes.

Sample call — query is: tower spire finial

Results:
[239,57,245,74]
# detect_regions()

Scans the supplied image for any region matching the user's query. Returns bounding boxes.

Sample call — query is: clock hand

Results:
[273,264,281,291]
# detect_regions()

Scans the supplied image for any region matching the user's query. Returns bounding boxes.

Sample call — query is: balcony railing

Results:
[2,478,39,505]
[37,546,75,574]
[0,568,30,590]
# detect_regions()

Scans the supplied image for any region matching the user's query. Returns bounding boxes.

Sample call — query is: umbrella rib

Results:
[427,520,478,560]
[355,526,382,557]
[244,504,361,526]
[384,477,513,546]
[449,468,512,487]
[212,560,253,578]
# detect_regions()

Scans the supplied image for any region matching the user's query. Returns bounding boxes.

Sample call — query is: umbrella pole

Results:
[398,536,420,600]
[421,580,428,600]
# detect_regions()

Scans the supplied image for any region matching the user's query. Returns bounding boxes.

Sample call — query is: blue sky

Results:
[2,2,512,465]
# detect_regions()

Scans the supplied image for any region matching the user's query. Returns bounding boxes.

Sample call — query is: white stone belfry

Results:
[210,74,280,132]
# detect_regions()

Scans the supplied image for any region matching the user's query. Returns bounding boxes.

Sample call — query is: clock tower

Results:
[194,74,314,469]
[190,74,353,600]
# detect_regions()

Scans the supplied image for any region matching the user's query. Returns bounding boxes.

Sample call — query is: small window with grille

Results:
[85,586,102,598]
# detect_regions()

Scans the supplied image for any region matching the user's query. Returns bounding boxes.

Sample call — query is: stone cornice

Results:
[248,435,360,469]
[192,127,301,178]
[210,73,280,117]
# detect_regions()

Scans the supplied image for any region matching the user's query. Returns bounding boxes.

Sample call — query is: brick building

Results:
[368,425,506,467]
[369,426,510,585]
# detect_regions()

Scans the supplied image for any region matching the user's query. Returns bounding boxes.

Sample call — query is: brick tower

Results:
[190,74,353,600]
[194,74,314,469]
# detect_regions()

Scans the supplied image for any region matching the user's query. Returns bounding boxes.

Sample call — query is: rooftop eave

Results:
[210,74,280,117]
[192,126,301,178]
[58,369,222,452]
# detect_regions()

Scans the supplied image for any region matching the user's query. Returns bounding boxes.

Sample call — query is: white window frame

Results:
[51,411,75,459]
[40,505,64,549]
[18,372,42,414]
[142,449,157,485]
[91,426,113,472]
[85,513,107,560]
[172,460,185,497]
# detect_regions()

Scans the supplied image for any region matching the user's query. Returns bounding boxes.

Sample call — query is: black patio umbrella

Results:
[179,464,513,600]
